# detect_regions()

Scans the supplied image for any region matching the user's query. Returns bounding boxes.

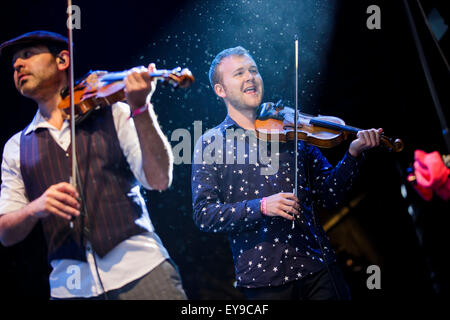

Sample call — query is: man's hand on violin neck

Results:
[125,63,157,110]
[264,192,299,221]
[29,182,80,221]
[349,128,383,157]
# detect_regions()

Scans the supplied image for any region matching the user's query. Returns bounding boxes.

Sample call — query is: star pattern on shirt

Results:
[191,115,362,288]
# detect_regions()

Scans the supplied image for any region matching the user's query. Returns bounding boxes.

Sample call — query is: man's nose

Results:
[13,58,24,72]
[244,70,255,81]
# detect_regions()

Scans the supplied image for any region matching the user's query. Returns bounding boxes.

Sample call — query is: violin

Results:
[58,66,194,123]
[255,100,404,152]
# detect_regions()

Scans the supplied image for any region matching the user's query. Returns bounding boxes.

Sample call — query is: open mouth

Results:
[243,86,257,94]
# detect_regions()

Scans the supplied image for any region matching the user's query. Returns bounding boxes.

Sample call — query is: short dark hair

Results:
[208,46,253,89]
[45,42,67,58]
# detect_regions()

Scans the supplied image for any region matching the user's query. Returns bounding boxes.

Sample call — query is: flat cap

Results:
[0,30,68,63]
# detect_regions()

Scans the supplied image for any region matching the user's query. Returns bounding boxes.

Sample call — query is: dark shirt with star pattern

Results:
[191,115,363,288]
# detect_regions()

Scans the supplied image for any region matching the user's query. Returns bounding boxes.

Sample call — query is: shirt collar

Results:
[24,110,66,135]
[220,115,237,128]
[219,114,249,132]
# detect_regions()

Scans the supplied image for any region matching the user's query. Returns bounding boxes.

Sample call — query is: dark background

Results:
[0,0,448,300]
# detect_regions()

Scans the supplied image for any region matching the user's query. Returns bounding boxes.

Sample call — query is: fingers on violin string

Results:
[372,129,381,146]
[125,72,136,87]
[373,129,380,146]
[359,129,381,148]
[362,131,371,146]
[356,130,362,140]
[366,132,375,148]
[128,68,150,87]
[140,71,152,83]
[370,129,379,146]
[357,131,365,144]
[377,128,383,144]
[131,67,142,74]
[124,77,131,92]
[146,63,156,82]
[138,66,152,83]
[127,68,141,83]
[130,73,148,89]
[132,70,144,83]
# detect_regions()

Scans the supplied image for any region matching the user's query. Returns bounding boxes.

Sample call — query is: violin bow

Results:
[67,0,78,228]
[293,35,299,229]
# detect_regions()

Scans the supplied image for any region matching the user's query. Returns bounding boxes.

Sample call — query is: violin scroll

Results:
[380,136,404,153]
[162,67,194,88]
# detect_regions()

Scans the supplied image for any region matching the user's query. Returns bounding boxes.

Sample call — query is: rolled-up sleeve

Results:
[0,132,29,215]
[112,102,153,190]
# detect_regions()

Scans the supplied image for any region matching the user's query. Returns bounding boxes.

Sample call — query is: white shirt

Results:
[0,102,170,298]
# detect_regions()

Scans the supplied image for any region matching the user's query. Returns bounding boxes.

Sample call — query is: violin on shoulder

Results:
[58,66,194,123]
[254,100,404,152]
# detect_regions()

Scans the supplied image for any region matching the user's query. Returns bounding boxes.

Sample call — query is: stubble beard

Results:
[225,87,263,115]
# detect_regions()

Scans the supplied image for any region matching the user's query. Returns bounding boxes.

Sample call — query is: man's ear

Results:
[56,50,70,71]
[214,83,226,99]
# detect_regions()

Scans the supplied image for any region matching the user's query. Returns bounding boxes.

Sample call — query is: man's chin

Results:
[18,86,36,99]
[243,95,262,107]
[228,95,262,112]
[246,99,262,110]
[18,86,30,96]
[247,104,260,110]
[17,81,37,97]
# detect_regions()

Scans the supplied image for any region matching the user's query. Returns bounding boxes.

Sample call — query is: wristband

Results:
[129,103,149,119]
[260,197,267,215]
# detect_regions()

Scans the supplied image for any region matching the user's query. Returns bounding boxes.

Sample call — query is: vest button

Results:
[65,153,69,158]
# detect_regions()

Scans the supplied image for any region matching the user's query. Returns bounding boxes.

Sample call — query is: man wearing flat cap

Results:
[0,31,187,299]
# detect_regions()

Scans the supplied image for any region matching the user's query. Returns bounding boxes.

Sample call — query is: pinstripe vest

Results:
[20,107,149,262]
